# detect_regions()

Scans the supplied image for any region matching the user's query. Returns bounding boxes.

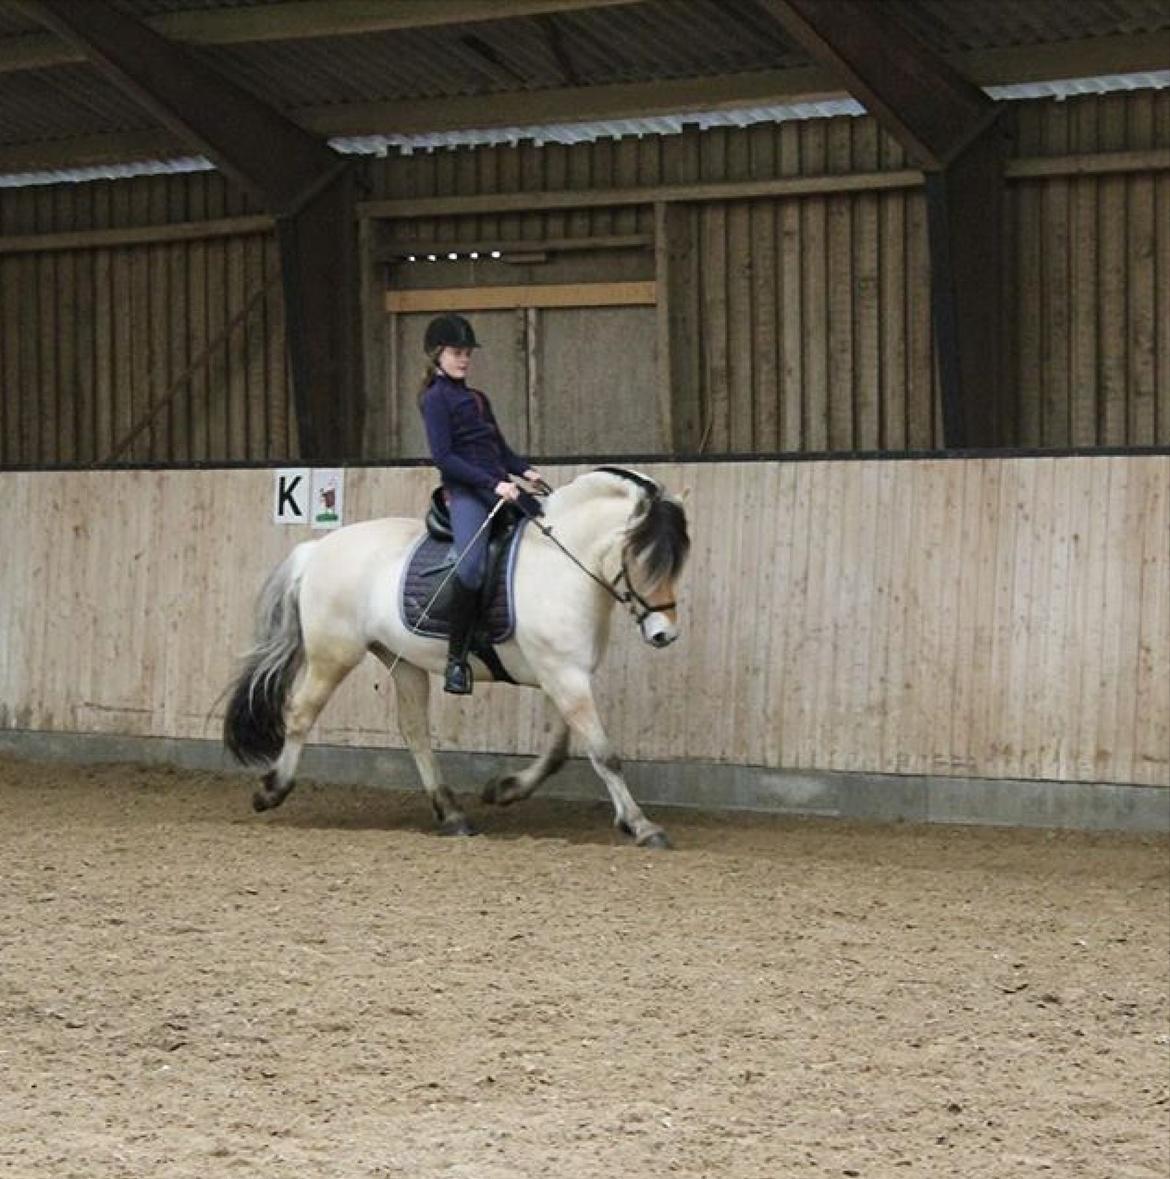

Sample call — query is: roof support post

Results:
[17,0,363,461]
[757,0,1010,446]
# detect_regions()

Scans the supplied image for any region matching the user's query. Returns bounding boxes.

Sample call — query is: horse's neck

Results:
[543,484,633,575]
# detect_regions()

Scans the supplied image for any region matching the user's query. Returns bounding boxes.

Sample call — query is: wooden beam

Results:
[386,281,655,312]
[382,233,651,258]
[755,0,997,169]
[1005,148,1170,179]
[302,66,837,137]
[0,0,644,71]
[0,215,273,255]
[360,169,924,219]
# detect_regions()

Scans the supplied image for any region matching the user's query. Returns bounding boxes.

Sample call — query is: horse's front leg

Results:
[388,658,476,836]
[539,668,669,849]
[481,721,569,807]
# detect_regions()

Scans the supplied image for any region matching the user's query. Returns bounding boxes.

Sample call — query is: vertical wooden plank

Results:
[698,129,729,452]
[1068,98,1100,446]
[53,187,77,464]
[0,259,14,464]
[1126,93,1157,445]
[148,176,172,461]
[205,178,228,460]
[852,119,881,450]
[128,181,152,461]
[778,122,803,451]
[1132,458,1169,783]
[904,187,936,448]
[542,142,568,240]
[613,137,640,237]
[748,124,779,452]
[498,143,521,243]
[826,118,854,450]
[879,182,907,449]
[109,184,133,463]
[726,131,754,452]
[167,176,191,461]
[590,137,614,238]
[1040,104,1072,447]
[1156,93,1170,445]
[1014,179,1043,446]
[801,122,829,450]
[1098,96,1129,445]
[226,233,247,459]
[245,229,267,460]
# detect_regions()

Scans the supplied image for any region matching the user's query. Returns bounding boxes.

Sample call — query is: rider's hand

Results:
[495,480,520,502]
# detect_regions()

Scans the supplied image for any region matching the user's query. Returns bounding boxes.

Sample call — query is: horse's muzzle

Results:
[641,613,678,648]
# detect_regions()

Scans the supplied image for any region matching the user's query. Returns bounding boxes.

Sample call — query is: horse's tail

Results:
[223,542,316,766]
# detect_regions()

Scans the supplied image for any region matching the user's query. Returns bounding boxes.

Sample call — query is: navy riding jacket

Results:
[420,373,528,499]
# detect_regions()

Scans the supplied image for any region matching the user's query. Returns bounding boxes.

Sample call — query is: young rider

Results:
[418,313,546,695]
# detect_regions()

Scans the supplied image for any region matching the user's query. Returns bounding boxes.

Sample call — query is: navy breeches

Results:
[449,488,493,589]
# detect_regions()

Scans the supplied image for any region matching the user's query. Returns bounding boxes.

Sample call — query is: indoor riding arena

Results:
[1,4,1167,1178]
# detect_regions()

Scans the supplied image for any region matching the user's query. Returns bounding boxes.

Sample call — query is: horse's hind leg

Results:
[481,721,569,806]
[540,667,669,848]
[253,652,355,812]
[388,659,476,837]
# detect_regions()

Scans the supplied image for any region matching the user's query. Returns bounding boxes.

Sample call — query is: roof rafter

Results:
[0,0,644,72]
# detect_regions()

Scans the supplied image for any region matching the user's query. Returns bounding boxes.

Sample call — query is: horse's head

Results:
[594,467,691,648]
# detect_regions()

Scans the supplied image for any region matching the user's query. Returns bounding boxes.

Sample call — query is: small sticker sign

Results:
[274,468,309,524]
[311,468,344,530]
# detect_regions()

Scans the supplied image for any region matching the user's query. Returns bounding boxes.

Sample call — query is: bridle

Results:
[614,553,676,624]
[519,490,677,628]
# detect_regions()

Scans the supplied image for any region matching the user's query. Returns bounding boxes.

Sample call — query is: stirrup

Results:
[444,657,473,695]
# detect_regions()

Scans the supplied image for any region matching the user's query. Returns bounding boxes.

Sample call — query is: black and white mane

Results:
[595,466,691,591]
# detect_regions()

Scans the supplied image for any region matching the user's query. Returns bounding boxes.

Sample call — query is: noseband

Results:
[614,554,676,624]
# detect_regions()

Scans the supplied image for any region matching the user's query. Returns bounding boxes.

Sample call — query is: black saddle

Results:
[399,489,528,682]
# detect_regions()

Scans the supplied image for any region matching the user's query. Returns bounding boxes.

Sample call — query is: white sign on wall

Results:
[310,468,344,530]
[273,468,310,524]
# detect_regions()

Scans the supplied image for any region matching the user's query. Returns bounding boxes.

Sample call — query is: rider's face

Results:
[438,346,472,380]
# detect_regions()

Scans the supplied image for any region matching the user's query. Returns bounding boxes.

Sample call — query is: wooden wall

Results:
[1010,93,1170,447]
[0,91,1167,465]
[1,457,1166,789]
[0,173,292,465]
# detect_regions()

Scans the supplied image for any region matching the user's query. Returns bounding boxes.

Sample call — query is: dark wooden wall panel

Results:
[1,92,1166,465]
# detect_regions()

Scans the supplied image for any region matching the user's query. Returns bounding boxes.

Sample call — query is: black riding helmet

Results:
[424,313,479,353]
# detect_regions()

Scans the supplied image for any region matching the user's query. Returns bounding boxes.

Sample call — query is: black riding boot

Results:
[443,579,479,695]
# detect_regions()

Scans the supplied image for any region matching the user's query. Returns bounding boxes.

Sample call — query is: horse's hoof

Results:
[638,831,672,850]
[438,816,479,837]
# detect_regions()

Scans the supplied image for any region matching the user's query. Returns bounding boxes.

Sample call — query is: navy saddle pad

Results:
[398,524,526,643]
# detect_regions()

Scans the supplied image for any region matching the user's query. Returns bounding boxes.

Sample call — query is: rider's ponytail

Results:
[417,349,442,406]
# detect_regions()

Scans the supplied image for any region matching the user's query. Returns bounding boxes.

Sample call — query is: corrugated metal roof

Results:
[0,0,1167,185]
[3,71,1165,188]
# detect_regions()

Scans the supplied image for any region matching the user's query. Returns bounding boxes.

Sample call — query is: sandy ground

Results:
[0,755,1167,1179]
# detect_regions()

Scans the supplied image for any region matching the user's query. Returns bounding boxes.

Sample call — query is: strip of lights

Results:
[403,249,504,262]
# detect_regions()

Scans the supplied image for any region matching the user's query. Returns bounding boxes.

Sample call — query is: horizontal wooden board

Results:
[386,281,656,311]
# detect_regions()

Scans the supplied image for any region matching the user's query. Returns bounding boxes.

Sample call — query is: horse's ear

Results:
[678,486,692,504]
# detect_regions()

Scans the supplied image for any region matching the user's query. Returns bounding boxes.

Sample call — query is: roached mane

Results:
[594,466,691,591]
